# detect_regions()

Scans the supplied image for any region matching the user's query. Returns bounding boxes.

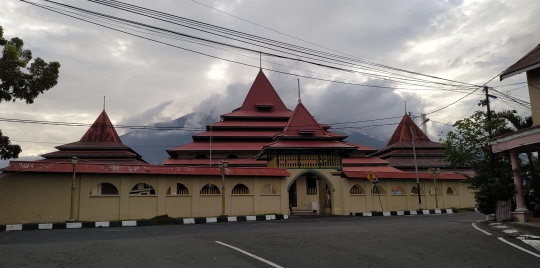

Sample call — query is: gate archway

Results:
[287,169,334,214]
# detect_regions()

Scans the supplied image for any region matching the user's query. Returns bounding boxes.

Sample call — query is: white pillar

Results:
[510,152,528,212]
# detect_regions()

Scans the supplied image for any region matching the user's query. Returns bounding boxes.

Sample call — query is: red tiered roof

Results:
[166,71,379,167]
[166,71,294,165]
[367,113,468,172]
[80,110,122,143]
[281,102,327,137]
[257,102,359,158]
[387,113,430,145]
[40,110,147,165]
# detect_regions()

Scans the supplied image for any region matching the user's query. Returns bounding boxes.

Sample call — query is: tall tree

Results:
[442,102,517,214]
[0,26,60,160]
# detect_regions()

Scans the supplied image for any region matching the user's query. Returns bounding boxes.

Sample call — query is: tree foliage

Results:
[0,26,60,160]
[442,102,518,214]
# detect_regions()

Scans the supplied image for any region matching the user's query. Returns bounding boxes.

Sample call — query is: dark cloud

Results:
[0,0,538,162]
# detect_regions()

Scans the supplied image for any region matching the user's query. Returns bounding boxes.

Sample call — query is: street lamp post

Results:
[219,160,228,216]
[69,156,78,222]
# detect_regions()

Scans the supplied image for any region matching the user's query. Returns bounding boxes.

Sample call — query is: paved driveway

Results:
[0,213,538,267]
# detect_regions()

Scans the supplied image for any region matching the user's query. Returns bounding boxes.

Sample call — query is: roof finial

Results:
[259,50,262,70]
[297,79,301,103]
[404,100,406,114]
[103,96,106,111]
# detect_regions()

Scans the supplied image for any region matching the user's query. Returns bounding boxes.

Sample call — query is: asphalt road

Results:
[0,213,538,267]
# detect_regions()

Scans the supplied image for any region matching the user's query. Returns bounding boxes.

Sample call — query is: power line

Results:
[30,0,479,91]
[24,0,481,93]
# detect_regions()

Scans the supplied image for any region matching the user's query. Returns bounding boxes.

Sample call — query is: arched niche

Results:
[261,184,279,195]
[200,184,220,195]
[446,186,458,195]
[411,186,424,195]
[129,183,156,195]
[166,183,190,195]
[350,184,365,194]
[371,185,386,194]
[391,185,405,195]
[232,183,250,194]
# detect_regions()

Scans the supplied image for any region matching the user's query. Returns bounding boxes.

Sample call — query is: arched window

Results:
[371,185,386,194]
[391,185,405,195]
[200,184,220,195]
[350,184,365,194]
[446,186,458,195]
[195,154,208,159]
[90,183,119,195]
[167,183,190,195]
[232,184,250,194]
[429,187,442,195]
[227,154,239,159]
[261,184,279,194]
[411,186,424,195]
[130,183,155,195]
[177,183,189,195]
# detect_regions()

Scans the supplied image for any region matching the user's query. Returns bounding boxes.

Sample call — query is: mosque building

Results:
[0,70,475,225]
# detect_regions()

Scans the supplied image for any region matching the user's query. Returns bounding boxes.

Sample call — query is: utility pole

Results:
[69,156,78,222]
[429,168,440,209]
[484,86,497,174]
[409,123,423,210]
[220,160,228,216]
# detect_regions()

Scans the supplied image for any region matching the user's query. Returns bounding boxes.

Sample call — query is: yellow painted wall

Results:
[345,178,476,214]
[88,196,120,221]
[0,169,477,224]
[0,172,288,225]
[527,68,540,125]
[0,173,77,224]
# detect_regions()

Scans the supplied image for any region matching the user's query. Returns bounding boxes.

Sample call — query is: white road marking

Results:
[498,237,540,258]
[517,238,540,251]
[472,223,492,236]
[215,241,284,268]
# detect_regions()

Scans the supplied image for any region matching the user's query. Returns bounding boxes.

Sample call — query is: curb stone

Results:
[349,208,456,217]
[177,214,287,225]
[0,215,288,232]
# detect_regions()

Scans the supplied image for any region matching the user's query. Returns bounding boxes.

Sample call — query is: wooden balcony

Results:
[267,154,341,169]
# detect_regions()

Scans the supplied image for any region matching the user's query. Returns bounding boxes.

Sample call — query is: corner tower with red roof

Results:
[368,113,470,173]
[40,110,147,165]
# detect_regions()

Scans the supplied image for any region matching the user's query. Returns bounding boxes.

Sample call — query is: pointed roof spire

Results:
[240,70,288,112]
[282,102,326,137]
[79,110,122,143]
[297,79,301,103]
[387,113,431,146]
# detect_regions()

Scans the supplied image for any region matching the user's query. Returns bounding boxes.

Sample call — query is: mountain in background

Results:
[120,113,388,164]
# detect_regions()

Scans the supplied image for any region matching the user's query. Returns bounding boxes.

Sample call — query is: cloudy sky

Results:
[0,0,538,166]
